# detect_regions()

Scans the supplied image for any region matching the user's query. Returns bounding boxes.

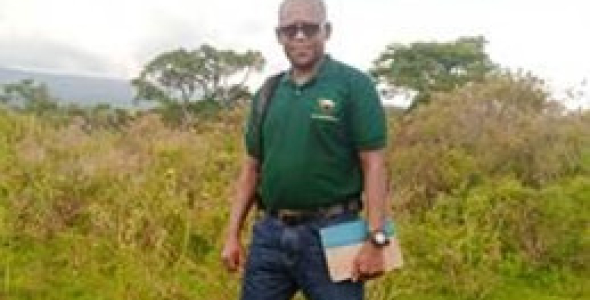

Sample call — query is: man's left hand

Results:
[351,241,385,282]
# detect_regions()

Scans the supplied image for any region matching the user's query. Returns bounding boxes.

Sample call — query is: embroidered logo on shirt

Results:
[318,98,336,114]
[312,98,338,122]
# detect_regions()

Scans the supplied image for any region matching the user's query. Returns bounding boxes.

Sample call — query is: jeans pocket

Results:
[252,215,278,248]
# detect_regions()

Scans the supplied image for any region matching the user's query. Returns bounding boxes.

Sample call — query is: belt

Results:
[264,198,362,226]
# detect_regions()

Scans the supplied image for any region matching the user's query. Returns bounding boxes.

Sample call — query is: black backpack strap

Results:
[253,72,284,162]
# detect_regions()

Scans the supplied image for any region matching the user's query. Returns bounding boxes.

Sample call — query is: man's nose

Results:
[294,28,307,40]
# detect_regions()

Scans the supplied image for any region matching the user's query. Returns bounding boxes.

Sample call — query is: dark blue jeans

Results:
[240,210,364,300]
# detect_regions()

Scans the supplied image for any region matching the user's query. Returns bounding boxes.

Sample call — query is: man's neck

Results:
[291,55,326,86]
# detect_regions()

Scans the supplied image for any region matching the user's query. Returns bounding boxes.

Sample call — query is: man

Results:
[222,0,389,299]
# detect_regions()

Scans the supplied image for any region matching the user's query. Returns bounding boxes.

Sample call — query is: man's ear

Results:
[276,28,285,45]
[324,22,332,40]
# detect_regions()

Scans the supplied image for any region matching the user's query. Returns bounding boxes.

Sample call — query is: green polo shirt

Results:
[244,55,387,209]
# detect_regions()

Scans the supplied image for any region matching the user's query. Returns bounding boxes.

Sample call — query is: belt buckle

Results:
[278,210,302,226]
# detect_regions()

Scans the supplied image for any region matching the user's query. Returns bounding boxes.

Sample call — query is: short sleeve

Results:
[349,74,387,150]
[243,91,261,159]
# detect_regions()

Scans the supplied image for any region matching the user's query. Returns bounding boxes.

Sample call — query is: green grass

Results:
[0,107,588,299]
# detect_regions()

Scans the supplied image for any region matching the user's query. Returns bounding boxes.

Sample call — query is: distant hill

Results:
[0,67,134,108]
[0,67,411,110]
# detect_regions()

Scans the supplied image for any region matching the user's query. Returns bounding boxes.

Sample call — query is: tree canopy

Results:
[371,36,497,110]
[0,79,58,114]
[131,45,265,118]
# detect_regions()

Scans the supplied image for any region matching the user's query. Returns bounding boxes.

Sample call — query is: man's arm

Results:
[222,155,260,272]
[352,148,389,281]
[359,149,388,231]
[227,155,259,238]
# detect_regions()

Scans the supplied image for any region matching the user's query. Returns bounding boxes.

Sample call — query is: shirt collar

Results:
[283,54,331,88]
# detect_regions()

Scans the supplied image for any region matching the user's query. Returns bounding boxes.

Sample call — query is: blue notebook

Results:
[319,217,403,282]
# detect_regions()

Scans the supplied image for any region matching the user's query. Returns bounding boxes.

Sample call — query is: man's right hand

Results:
[221,235,245,273]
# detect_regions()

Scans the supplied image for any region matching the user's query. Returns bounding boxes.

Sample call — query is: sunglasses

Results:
[276,22,326,40]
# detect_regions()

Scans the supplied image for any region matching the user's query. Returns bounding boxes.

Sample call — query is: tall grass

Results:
[1,74,589,299]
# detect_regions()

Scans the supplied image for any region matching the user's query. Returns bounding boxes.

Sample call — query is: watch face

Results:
[374,232,387,244]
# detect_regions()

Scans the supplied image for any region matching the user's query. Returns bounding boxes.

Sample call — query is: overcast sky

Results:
[0,0,588,107]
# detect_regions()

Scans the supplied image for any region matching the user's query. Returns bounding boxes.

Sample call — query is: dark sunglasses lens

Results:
[301,24,320,37]
[279,23,321,39]
[280,25,299,38]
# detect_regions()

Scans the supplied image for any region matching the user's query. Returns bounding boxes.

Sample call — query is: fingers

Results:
[228,256,238,272]
[222,248,242,272]
[221,252,234,271]
[351,258,361,282]
[237,248,246,273]
[352,259,385,282]
[227,255,241,272]
[221,237,245,273]
[359,270,384,281]
[356,270,384,282]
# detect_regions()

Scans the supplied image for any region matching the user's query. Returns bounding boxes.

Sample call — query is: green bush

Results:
[1,73,588,299]
[389,73,588,211]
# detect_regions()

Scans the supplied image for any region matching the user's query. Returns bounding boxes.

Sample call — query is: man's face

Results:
[277,1,331,70]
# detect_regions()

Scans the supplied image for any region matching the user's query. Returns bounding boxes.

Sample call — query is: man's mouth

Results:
[292,48,311,57]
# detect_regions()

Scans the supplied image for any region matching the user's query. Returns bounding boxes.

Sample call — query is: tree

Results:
[0,79,58,114]
[370,36,497,110]
[131,45,265,119]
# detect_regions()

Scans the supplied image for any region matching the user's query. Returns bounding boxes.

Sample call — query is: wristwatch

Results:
[368,229,390,247]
